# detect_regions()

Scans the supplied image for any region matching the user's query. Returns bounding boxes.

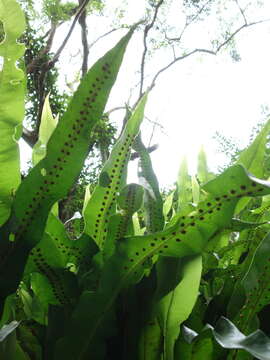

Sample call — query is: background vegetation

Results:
[1,0,270,359]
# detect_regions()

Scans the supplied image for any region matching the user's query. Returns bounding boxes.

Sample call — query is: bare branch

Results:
[139,0,165,96]
[88,28,120,51]
[22,126,37,147]
[26,22,57,74]
[78,0,89,76]
[105,106,126,116]
[166,0,212,43]
[234,0,248,25]
[150,18,270,89]
[49,0,91,68]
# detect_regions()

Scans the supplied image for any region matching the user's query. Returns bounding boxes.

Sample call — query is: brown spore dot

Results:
[215,197,220,201]
[199,209,203,213]
[150,243,155,247]
[135,252,139,256]
[176,238,181,242]
[217,207,221,211]
[207,202,211,207]
[251,182,257,187]
[142,248,146,251]
[181,230,186,234]
[247,191,253,196]
[191,222,195,226]
[199,216,204,220]
[230,189,236,194]
[223,194,228,198]
[240,185,246,190]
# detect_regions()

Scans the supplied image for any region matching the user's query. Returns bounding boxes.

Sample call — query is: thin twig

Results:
[234,0,248,25]
[150,18,270,89]
[165,0,212,43]
[148,122,156,147]
[139,0,164,96]
[49,0,91,68]
[88,28,120,51]
[105,106,126,115]
[78,0,89,76]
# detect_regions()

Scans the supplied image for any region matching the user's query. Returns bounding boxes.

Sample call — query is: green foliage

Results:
[2,1,270,360]
[0,0,25,225]
[42,0,76,23]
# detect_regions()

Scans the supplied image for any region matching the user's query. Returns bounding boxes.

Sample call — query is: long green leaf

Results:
[236,119,270,178]
[235,119,270,213]
[83,93,148,248]
[32,94,58,166]
[177,157,191,211]
[231,232,270,335]
[55,165,270,358]
[133,134,164,233]
[0,28,134,303]
[156,255,202,360]
[0,0,25,225]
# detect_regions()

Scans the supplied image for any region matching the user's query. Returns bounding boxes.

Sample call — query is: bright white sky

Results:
[19,0,270,188]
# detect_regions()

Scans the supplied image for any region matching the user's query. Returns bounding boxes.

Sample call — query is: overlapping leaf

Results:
[0,27,135,302]
[83,94,148,248]
[0,0,25,225]
[55,165,270,358]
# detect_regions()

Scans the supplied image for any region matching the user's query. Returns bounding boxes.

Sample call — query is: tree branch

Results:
[48,0,91,68]
[234,0,248,25]
[165,0,212,43]
[88,28,120,51]
[22,126,37,147]
[139,0,165,96]
[78,0,89,76]
[150,18,270,89]
[26,22,57,74]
